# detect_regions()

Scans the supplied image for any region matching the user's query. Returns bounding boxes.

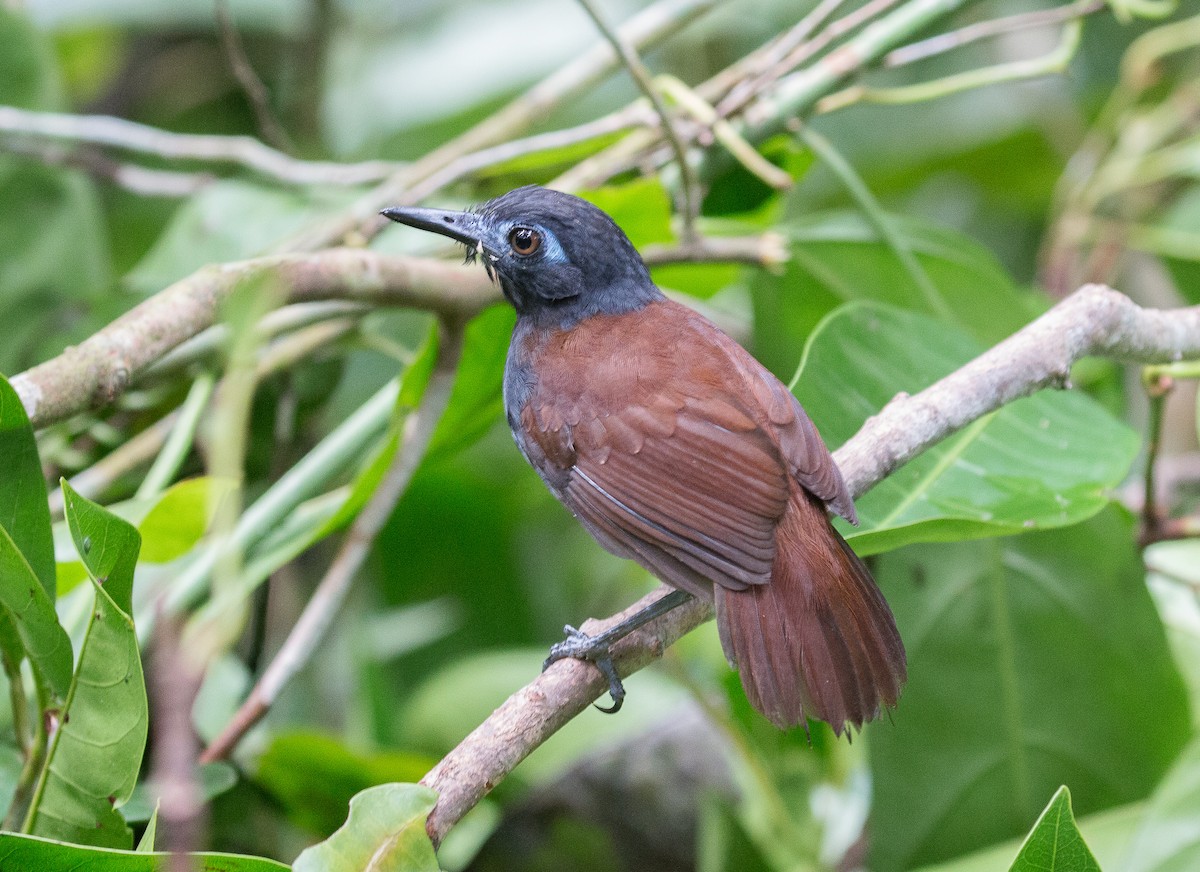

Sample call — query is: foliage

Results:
[0,0,1198,871]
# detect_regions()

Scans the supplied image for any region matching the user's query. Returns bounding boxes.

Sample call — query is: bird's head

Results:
[382,185,661,325]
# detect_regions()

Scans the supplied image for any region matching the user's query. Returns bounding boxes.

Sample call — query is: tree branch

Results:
[10,250,498,429]
[419,283,1200,846]
[0,105,397,186]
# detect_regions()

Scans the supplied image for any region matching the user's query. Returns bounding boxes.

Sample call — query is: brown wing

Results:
[516,299,852,597]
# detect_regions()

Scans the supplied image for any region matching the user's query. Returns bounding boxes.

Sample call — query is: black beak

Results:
[380,206,491,250]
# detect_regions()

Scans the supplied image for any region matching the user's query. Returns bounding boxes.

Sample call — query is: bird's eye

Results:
[508,226,542,256]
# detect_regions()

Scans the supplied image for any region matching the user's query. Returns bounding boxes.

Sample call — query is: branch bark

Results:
[419,283,1200,846]
[10,249,498,429]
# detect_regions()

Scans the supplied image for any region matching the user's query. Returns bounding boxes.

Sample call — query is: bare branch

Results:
[11,250,498,429]
[419,284,1200,845]
[0,105,400,186]
[4,137,213,196]
[642,233,789,268]
[883,0,1105,68]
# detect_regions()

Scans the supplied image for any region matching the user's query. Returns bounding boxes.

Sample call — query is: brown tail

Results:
[714,491,906,734]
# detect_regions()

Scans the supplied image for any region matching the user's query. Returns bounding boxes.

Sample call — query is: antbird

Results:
[383,185,906,734]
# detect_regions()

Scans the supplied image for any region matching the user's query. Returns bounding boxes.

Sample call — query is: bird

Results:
[382,185,906,735]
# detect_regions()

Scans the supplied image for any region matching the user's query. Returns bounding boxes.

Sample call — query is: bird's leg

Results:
[543,589,694,714]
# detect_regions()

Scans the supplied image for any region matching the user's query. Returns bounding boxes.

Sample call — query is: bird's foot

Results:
[543,625,626,714]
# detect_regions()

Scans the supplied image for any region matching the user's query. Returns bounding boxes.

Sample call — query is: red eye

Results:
[508,227,541,256]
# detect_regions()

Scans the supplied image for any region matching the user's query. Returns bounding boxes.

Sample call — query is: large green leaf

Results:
[0,374,55,599]
[1009,787,1101,872]
[794,303,1139,554]
[291,783,440,872]
[0,831,288,870]
[750,211,1040,376]
[27,484,147,849]
[868,508,1191,871]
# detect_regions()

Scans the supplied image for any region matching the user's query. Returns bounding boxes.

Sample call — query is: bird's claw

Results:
[543,624,626,714]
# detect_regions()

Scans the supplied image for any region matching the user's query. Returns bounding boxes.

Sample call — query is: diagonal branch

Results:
[418,283,1200,846]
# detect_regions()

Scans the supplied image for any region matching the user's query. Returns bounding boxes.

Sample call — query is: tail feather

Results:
[715,492,906,734]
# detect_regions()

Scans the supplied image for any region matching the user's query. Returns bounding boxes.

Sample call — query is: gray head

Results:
[382,185,662,326]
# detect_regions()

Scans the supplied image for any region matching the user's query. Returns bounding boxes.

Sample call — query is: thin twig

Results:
[0,105,399,186]
[818,18,1084,113]
[1140,371,1173,543]
[136,373,216,500]
[4,137,213,196]
[573,0,977,190]
[576,0,700,241]
[49,412,181,515]
[642,233,788,268]
[884,0,1104,67]
[200,320,466,763]
[715,0,851,114]
[405,107,652,205]
[214,0,293,152]
[657,76,793,189]
[420,284,1200,844]
[722,0,904,118]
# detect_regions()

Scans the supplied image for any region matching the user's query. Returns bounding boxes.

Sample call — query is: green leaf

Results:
[0,831,289,870]
[291,783,440,872]
[254,731,433,836]
[0,527,73,700]
[1009,787,1101,872]
[579,179,674,248]
[794,303,1139,554]
[136,477,223,563]
[869,508,1191,871]
[0,374,55,599]
[57,477,231,596]
[426,304,514,462]
[1118,733,1200,872]
[27,483,147,849]
[750,211,1040,376]
[136,806,158,852]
